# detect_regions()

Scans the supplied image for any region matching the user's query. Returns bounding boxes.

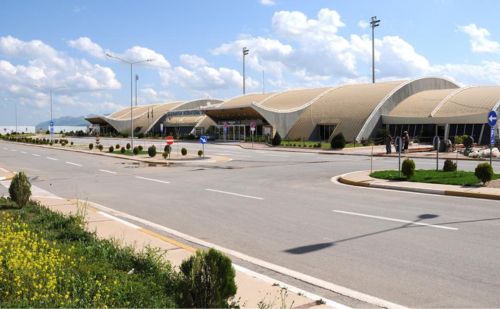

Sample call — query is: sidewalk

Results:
[337,170,500,201]
[0,168,340,309]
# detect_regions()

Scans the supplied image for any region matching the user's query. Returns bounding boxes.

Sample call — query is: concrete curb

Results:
[337,172,500,201]
[1,141,222,165]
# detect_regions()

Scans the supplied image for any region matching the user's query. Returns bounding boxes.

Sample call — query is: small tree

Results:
[9,171,31,208]
[475,162,493,185]
[443,159,457,172]
[120,147,126,154]
[401,158,416,179]
[164,145,171,153]
[88,143,93,150]
[162,151,169,159]
[148,145,157,157]
[138,145,143,151]
[115,144,120,149]
[176,249,237,308]
[126,143,131,150]
[133,147,139,155]
[271,132,282,146]
[331,133,346,149]
[108,146,114,153]
[198,150,203,157]
[181,148,187,156]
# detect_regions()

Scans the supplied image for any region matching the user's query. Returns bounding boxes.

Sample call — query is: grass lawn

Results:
[371,169,500,186]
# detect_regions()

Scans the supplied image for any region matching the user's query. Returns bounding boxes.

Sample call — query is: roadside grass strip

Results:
[371,169,500,186]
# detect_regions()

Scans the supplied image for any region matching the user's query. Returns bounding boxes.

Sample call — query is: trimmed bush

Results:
[115,144,120,149]
[164,145,171,153]
[162,151,169,159]
[98,144,103,151]
[475,162,493,185]
[70,141,74,146]
[9,171,31,208]
[133,147,139,155]
[443,159,457,172]
[120,147,126,154]
[138,145,143,152]
[181,148,187,156]
[137,133,145,139]
[331,133,346,149]
[271,132,281,146]
[88,143,93,150]
[126,143,131,150]
[108,146,114,153]
[401,158,416,179]
[198,150,203,157]
[54,139,59,144]
[176,248,237,308]
[148,145,157,157]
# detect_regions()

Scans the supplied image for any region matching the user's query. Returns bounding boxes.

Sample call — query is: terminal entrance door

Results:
[217,125,246,141]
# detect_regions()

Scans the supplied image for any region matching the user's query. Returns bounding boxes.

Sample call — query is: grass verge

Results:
[371,169,500,186]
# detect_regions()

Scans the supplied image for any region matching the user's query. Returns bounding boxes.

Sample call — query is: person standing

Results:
[403,131,410,152]
[385,134,393,154]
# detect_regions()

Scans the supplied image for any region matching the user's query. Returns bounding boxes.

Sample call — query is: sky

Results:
[1,0,500,125]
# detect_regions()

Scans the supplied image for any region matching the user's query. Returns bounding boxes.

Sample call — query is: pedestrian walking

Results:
[403,131,410,152]
[385,134,393,154]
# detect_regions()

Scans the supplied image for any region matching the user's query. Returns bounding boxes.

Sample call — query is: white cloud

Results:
[180,54,208,68]
[68,37,105,59]
[140,87,173,103]
[121,46,170,68]
[260,0,275,6]
[358,20,369,29]
[459,24,500,53]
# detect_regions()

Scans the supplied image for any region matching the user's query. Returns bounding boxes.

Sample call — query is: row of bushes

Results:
[3,173,237,307]
[400,158,494,184]
[1,135,75,147]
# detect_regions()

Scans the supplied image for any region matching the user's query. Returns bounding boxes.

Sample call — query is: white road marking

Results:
[97,211,140,229]
[20,151,27,154]
[99,169,117,175]
[135,176,170,184]
[332,210,458,231]
[205,188,264,200]
[86,199,404,309]
[32,153,40,157]
[65,161,82,167]
[46,157,58,161]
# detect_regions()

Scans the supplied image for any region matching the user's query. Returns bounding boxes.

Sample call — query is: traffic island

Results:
[336,170,500,201]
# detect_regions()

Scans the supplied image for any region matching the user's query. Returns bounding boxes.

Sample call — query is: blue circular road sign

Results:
[488,110,497,127]
[200,136,207,144]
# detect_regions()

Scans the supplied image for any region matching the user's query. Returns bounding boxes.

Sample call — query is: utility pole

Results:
[370,16,381,84]
[242,47,249,94]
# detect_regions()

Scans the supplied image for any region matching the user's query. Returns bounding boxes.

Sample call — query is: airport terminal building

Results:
[86,77,500,144]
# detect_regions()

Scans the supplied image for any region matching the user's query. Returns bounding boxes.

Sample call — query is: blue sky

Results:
[1,0,500,125]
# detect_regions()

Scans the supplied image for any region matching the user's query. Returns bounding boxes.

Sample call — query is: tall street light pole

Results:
[106,53,152,152]
[370,16,381,84]
[14,100,18,133]
[242,47,249,94]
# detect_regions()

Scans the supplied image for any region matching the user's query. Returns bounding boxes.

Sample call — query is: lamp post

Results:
[242,47,249,94]
[106,53,153,151]
[45,86,67,142]
[14,100,17,134]
[370,16,380,84]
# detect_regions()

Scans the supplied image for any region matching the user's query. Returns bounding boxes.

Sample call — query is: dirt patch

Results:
[487,179,500,188]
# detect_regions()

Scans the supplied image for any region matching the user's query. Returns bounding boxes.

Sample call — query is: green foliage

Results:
[120,147,126,154]
[176,248,237,308]
[443,159,457,172]
[148,145,157,157]
[126,143,131,150]
[108,146,114,153]
[98,144,103,151]
[137,133,145,139]
[115,144,120,149]
[401,158,416,179]
[88,143,93,150]
[138,145,143,152]
[181,148,187,156]
[162,151,169,159]
[9,172,31,208]
[164,145,171,153]
[70,141,73,146]
[475,162,493,185]
[133,147,139,155]
[330,133,346,149]
[198,150,203,157]
[463,135,474,149]
[271,132,282,146]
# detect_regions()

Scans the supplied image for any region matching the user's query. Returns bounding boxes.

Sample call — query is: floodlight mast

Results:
[370,16,381,84]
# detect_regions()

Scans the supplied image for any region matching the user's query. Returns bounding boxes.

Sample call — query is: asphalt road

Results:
[1,140,500,307]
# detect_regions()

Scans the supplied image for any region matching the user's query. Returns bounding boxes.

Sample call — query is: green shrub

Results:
[271,132,281,146]
[98,144,103,151]
[137,133,145,139]
[70,141,73,146]
[9,171,31,208]
[443,159,457,172]
[138,145,143,152]
[181,148,187,156]
[148,145,156,157]
[108,146,114,153]
[88,143,93,150]
[49,142,53,146]
[475,162,493,185]
[126,143,131,150]
[198,150,203,157]
[331,133,346,149]
[401,158,416,179]
[54,139,59,144]
[176,248,237,308]
[162,151,169,159]
[164,145,171,153]
[133,147,139,155]
[120,147,126,154]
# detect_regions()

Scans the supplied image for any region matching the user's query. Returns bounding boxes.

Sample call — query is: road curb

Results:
[337,172,500,201]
